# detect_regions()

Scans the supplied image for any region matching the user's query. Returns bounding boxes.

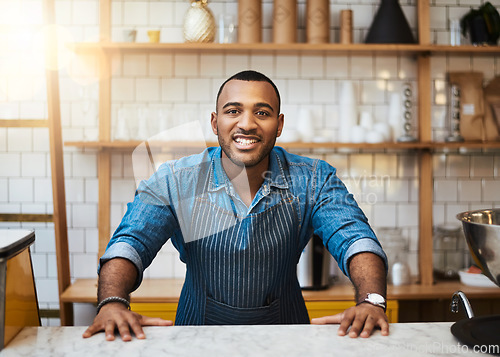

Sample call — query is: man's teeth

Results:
[235,138,258,145]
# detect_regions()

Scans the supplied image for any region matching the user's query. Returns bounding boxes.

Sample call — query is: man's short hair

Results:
[216,70,281,113]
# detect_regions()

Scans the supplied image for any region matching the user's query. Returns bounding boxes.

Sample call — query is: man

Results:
[83,70,389,341]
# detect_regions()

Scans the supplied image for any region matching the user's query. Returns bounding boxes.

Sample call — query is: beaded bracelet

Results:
[96,296,130,314]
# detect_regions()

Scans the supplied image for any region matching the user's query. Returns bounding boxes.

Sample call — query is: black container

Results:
[365,0,415,44]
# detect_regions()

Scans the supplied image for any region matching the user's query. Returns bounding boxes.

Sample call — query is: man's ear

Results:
[210,112,218,135]
[276,113,284,137]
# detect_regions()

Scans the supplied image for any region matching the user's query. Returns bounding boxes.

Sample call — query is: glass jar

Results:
[433,224,465,280]
[376,228,411,286]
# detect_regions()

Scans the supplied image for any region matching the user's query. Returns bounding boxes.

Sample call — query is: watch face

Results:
[367,293,385,304]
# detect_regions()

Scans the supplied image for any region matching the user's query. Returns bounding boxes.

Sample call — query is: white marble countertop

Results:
[1,323,495,357]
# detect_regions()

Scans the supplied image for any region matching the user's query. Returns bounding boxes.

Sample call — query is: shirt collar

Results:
[208,147,289,193]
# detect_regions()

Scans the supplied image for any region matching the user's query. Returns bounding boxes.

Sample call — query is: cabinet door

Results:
[305,300,399,323]
[130,302,178,324]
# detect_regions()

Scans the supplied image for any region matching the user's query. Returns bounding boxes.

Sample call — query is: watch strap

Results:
[356,293,387,312]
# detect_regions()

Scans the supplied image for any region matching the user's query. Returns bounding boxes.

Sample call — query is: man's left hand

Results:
[310,303,389,338]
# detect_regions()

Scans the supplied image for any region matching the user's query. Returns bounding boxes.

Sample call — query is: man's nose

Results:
[237,112,258,130]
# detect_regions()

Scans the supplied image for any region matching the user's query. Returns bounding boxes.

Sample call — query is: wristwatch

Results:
[357,293,386,312]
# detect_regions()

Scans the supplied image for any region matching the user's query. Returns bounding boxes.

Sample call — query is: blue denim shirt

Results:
[100,146,387,290]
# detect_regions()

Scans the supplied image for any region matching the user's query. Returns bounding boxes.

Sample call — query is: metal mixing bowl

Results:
[457,209,500,287]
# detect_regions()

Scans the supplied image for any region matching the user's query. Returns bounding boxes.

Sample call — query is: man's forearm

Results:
[348,252,387,303]
[97,258,138,302]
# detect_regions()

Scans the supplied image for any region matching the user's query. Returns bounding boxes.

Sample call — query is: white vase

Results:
[338,81,357,143]
[115,108,129,141]
[388,92,402,141]
[183,0,216,43]
[373,122,391,142]
[350,125,366,143]
[137,107,150,140]
[359,111,374,130]
[365,130,385,143]
[156,107,171,141]
[297,108,315,142]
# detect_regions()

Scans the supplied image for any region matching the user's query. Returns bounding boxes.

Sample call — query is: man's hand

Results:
[86,258,172,341]
[82,303,173,341]
[314,251,389,338]
[310,303,389,338]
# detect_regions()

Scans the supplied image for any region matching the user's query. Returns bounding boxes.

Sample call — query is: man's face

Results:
[211,80,284,168]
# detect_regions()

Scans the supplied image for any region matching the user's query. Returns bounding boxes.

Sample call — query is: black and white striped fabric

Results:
[175,187,310,325]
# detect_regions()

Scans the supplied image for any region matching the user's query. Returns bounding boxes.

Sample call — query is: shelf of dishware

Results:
[64,140,500,152]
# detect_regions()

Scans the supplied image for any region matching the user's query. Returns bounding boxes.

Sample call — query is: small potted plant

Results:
[460,2,500,45]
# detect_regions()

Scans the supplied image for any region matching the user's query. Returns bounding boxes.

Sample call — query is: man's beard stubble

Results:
[217,128,278,168]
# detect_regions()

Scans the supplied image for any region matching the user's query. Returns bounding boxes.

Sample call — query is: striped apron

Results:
[174,184,310,325]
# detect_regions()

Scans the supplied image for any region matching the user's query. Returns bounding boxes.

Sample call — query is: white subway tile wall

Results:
[1,0,500,326]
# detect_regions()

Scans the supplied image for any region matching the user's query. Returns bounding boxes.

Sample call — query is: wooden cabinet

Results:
[131,300,399,324]
[131,303,178,323]
[59,0,500,325]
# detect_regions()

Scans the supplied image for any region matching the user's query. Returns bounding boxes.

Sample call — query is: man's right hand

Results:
[82,302,173,341]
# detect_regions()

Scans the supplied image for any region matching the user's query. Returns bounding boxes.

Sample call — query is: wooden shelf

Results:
[65,140,217,150]
[64,140,500,151]
[61,278,500,304]
[64,140,429,150]
[304,281,500,301]
[68,42,500,56]
[60,279,185,304]
[427,44,500,55]
[431,141,500,150]
[69,42,426,56]
[0,119,48,128]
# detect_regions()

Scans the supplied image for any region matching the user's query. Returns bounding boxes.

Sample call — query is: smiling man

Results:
[84,70,389,342]
[212,76,284,206]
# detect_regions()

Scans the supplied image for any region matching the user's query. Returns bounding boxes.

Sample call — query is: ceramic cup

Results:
[373,122,391,142]
[359,111,374,130]
[365,130,385,143]
[350,125,366,143]
[123,29,137,42]
[147,30,160,43]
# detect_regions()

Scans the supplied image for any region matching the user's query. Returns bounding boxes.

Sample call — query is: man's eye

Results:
[256,110,269,116]
[226,109,239,114]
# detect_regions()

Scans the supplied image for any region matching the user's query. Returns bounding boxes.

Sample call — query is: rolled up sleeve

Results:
[344,238,388,278]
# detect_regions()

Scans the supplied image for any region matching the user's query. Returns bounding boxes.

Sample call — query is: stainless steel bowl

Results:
[457,209,500,287]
